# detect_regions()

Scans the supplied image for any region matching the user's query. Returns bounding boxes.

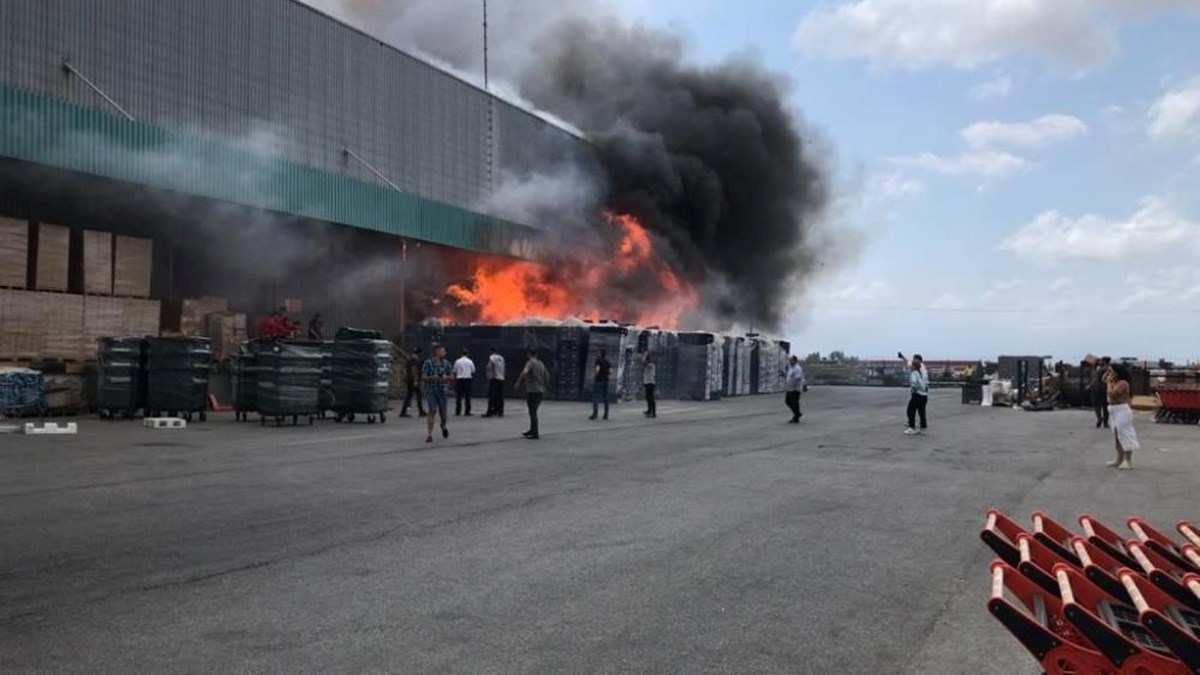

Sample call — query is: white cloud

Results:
[961,115,1088,149]
[931,293,967,310]
[830,281,896,304]
[1049,277,1074,292]
[793,0,1198,71]
[970,73,1012,101]
[891,150,1030,180]
[873,173,925,199]
[980,278,1023,301]
[1148,76,1200,141]
[1118,287,1167,310]
[1001,196,1200,261]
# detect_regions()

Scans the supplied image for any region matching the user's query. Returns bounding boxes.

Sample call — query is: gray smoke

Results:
[304,0,831,330]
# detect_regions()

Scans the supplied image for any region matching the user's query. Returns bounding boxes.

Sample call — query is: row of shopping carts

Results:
[982,510,1199,673]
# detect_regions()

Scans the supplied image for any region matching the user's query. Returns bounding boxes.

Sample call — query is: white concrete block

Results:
[23,422,78,435]
[143,417,186,429]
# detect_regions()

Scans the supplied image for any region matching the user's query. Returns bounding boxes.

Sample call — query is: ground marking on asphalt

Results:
[280,433,391,447]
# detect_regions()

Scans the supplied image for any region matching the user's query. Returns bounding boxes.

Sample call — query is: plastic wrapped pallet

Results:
[35,223,69,291]
[258,340,322,417]
[0,216,28,288]
[232,340,272,416]
[43,373,85,410]
[144,337,212,415]
[332,339,390,415]
[82,230,113,295]
[96,337,144,413]
[318,341,334,411]
[0,368,45,416]
[113,235,152,297]
[555,324,585,401]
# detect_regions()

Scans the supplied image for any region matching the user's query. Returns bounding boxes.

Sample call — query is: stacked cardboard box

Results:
[161,296,229,335]
[83,230,114,295]
[0,289,42,358]
[80,296,162,359]
[35,223,70,291]
[42,293,84,359]
[205,312,248,362]
[0,217,28,288]
[113,235,152,297]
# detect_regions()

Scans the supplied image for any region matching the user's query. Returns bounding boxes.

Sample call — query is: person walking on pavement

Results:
[642,351,657,418]
[422,345,453,443]
[1091,356,1112,429]
[590,349,612,421]
[1104,364,1138,470]
[484,347,506,418]
[516,348,547,439]
[400,347,425,417]
[904,358,929,435]
[785,355,805,424]
[453,349,476,416]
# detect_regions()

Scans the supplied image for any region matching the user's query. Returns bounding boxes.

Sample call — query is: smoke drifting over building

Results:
[307,0,832,330]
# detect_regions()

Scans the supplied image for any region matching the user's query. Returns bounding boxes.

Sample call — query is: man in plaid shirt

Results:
[422,344,454,443]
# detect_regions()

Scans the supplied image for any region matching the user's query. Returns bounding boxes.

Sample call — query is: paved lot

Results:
[1,388,1197,674]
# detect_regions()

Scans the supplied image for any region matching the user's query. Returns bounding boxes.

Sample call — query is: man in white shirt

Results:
[785,355,805,424]
[453,349,477,416]
[484,347,506,418]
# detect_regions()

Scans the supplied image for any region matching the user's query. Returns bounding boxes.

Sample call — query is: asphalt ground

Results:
[1,387,1197,674]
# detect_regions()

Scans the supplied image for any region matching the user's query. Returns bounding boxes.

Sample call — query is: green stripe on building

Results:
[0,84,540,258]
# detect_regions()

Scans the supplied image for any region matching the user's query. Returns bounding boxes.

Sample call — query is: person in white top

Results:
[784,355,805,424]
[453,349,477,416]
[899,351,930,431]
[484,347,506,418]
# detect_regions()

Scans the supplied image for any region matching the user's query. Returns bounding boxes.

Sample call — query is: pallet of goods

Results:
[113,235,152,297]
[82,230,113,295]
[35,223,70,292]
[0,216,28,288]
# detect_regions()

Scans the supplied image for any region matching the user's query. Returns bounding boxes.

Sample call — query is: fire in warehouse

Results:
[3,1,1199,673]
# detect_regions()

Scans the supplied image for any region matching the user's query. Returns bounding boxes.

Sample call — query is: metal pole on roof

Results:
[342,148,405,192]
[483,0,489,91]
[61,61,135,121]
[484,0,494,193]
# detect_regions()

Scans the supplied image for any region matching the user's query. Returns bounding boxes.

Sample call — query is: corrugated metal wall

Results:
[0,0,585,220]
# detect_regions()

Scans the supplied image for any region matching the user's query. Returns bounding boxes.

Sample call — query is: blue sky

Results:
[625,0,1200,361]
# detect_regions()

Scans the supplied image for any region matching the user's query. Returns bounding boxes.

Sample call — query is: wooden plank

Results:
[82,296,124,359]
[0,289,43,358]
[0,217,28,288]
[35,223,70,291]
[42,293,84,360]
[113,235,152,297]
[82,230,114,295]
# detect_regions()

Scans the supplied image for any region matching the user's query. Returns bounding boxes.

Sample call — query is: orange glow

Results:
[446,213,698,328]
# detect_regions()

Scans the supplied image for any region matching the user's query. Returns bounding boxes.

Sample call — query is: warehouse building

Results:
[0,0,585,363]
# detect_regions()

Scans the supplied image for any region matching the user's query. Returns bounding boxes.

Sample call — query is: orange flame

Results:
[446,213,698,328]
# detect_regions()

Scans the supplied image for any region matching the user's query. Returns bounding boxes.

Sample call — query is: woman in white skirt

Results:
[1105,364,1139,470]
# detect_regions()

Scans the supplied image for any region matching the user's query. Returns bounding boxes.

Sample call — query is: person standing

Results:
[899,351,930,429]
[307,313,324,340]
[1091,357,1112,429]
[904,358,929,435]
[400,347,425,417]
[589,349,612,421]
[422,345,453,443]
[642,351,657,418]
[1105,364,1138,470]
[785,355,805,424]
[453,348,476,416]
[516,348,547,439]
[484,347,506,418]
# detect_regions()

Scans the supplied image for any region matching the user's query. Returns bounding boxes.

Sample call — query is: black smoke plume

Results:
[307,1,831,330]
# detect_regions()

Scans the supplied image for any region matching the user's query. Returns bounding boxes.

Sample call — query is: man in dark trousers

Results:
[1092,356,1112,428]
[785,355,805,423]
[516,348,547,439]
[589,348,612,420]
[642,351,657,418]
[484,347,506,418]
[453,348,476,416]
[400,347,425,417]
